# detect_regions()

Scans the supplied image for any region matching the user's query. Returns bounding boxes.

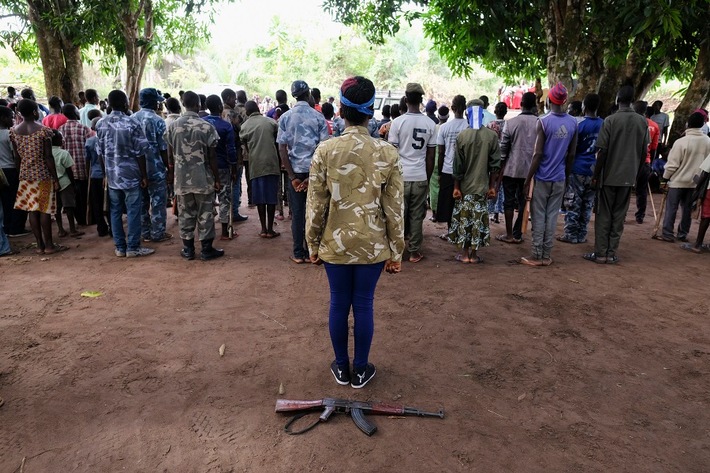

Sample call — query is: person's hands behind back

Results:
[384,260,401,274]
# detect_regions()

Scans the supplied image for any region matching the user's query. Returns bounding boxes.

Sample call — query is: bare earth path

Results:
[1,194,709,472]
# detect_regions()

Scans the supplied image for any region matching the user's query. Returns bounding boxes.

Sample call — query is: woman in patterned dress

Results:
[10,99,65,254]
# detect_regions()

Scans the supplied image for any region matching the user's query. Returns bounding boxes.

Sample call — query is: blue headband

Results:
[339,91,376,116]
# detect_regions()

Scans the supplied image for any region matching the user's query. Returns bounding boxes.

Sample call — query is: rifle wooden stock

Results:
[275,398,444,436]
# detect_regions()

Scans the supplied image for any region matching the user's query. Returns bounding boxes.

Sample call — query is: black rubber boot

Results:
[200,239,224,261]
[181,239,195,260]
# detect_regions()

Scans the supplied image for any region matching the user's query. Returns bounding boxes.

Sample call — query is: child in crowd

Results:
[52,130,82,238]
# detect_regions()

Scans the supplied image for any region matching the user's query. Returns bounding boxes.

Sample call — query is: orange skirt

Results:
[15,180,56,214]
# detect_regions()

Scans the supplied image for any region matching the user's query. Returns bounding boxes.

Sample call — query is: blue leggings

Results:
[324,262,385,370]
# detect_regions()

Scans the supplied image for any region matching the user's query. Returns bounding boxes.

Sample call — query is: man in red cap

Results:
[519,82,578,266]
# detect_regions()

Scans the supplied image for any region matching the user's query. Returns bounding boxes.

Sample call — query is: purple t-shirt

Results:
[536,113,577,182]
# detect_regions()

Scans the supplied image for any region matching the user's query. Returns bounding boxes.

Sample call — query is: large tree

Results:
[323,0,707,117]
[0,0,214,106]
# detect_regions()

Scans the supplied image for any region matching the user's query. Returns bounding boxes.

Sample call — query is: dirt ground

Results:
[1,192,709,473]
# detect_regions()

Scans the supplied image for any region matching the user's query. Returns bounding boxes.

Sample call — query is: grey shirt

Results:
[0,129,14,168]
[500,112,538,179]
[596,107,649,187]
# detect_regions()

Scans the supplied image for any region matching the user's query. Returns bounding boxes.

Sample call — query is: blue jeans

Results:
[288,172,309,259]
[141,179,167,240]
[0,202,11,255]
[324,262,385,370]
[109,187,142,252]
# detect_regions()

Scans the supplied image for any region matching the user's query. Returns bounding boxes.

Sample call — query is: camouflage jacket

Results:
[165,111,219,195]
[306,126,405,264]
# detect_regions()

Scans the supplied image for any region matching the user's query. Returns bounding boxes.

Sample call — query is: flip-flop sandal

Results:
[289,256,305,264]
[556,235,577,244]
[469,255,483,264]
[518,256,543,266]
[266,231,281,238]
[409,252,424,263]
[44,244,69,254]
[259,232,269,238]
[582,252,606,264]
[454,254,470,263]
[652,235,674,242]
[496,234,522,244]
[680,243,702,254]
[605,256,619,264]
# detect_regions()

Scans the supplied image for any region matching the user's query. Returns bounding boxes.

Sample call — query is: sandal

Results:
[409,252,424,263]
[680,243,702,254]
[469,255,483,264]
[289,256,306,264]
[44,243,69,254]
[556,235,577,244]
[652,235,674,242]
[605,255,619,264]
[583,252,606,264]
[266,231,281,238]
[518,256,543,266]
[496,234,523,244]
[455,253,470,263]
[259,232,269,238]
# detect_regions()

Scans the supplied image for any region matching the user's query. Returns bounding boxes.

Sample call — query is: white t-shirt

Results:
[436,118,468,174]
[388,112,437,181]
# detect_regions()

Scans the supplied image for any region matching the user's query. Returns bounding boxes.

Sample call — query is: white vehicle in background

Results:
[373,91,404,120]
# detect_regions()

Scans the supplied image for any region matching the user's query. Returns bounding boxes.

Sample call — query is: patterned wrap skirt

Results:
[15,180,56,214]
[448,194,490,250]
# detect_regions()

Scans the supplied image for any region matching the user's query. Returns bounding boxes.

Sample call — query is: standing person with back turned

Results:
[388,83,436,263]
[584,85,648,264]
[166,91,224,261]
[520,83,578,267]
[306,76,404,389]
[277,80,329,264]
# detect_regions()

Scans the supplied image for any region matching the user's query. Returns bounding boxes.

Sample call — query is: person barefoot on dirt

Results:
[166,91,224,261]
[240,100,281,239]
[519,83,578,267]
[306,76,404,389]
[203,94,238,241]
[448,104,500,264]
[496,92,538,244]
[51,130,83,239]
[683,152,710,253]
[9,99,65,254]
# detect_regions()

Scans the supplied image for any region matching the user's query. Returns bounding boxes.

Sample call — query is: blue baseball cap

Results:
[291,80,310,98]
[139,88,165,108]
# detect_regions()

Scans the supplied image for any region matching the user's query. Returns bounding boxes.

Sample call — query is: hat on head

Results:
[425,100,437,114]
[694,108,709,121]
[406,83,425,95]
[139,88,165,109]
[291,80,310,98]
[548,82,568,105]
[467,98,484,108]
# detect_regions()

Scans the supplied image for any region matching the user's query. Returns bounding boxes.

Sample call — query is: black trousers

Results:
[90,178,110,235]
[0,167,28,234]
[436,173,455,225]
[635,163,651,221]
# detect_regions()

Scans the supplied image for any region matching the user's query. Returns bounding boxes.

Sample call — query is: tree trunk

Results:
[27,0,83,104]
[121,0,154,111]
[667,41,710,149]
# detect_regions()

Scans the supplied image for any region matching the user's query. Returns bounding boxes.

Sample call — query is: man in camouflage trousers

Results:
[133,88,172,243]
[277,80,329,264]
[165,91,224,261]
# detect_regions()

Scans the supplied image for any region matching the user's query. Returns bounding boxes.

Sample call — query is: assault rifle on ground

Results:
[275,398,444,436]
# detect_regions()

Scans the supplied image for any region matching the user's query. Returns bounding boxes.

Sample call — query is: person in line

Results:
[388,83,437,263]
[631,101,660,225]
[240,100,281,238]
[519,83,578,266]
[496,92,538,244]
[584,85,648,264]
[379,104,400,140]
[306,76,404,389]
[429,105,450,223]
[0,105,30,237]
[95,90,154,258]
[221,88,248,222]
[277,80,329,264]
[425,100,439,124]
[43,96,67,130]
[486,101,507,223]
[558,93,603,244]
[51,130,82,238]
[659,112,710,242]
[85,117,110,237]
[59,104,94,226]
[235,90,253,208]
[682,152,710,253]
[436,96,468,235]
[203,95,237,241]
[166,91,223,261]
[10,99,64,254]
[650,100,670,145]
[448,102,501,263]
[79,89,101,127]
[479,95,496,125]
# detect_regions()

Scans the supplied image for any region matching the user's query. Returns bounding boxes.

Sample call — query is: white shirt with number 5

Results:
[388,112,437,182]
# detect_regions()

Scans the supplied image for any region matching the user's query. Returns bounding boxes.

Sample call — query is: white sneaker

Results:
[115,249,126,257]
[126,247,155,258]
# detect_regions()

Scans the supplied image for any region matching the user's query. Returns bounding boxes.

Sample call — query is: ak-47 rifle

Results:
[275,398,444,436]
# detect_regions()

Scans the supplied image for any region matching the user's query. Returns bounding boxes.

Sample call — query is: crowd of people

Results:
[2,76,710,388]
